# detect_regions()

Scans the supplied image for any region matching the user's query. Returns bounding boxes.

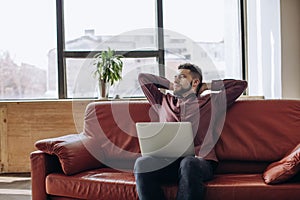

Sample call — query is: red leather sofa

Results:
[31,99,300,200]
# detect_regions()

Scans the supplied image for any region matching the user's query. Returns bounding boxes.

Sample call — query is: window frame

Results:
[56,0,246,99]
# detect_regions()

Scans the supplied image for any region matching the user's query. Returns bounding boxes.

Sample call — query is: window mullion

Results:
[64,50,160,59]
[56,0,67,99]
[156,0,165,77]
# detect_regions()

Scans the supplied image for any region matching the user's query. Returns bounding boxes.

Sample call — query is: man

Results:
[134,63,247,200]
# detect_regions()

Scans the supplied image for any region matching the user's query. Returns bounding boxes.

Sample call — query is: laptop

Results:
[136,122,195,158]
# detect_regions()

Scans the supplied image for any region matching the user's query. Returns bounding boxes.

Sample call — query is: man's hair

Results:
[178,63,203,95]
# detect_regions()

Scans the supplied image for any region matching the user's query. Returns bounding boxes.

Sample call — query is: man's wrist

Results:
[211,80,224,91]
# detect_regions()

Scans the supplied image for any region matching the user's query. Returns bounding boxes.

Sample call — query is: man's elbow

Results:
[138,73,149,80]
[138,73,151,86]
[241,80,248,91]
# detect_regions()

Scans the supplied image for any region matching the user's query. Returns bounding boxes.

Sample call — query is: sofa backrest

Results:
[83,101,157,169]
[83,99,300,172]
[216,100,300,161]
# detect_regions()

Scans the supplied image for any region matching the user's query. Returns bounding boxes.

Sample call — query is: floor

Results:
[0,173,31,200]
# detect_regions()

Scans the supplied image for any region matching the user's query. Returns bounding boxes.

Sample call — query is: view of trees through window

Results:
[0,0,242,100]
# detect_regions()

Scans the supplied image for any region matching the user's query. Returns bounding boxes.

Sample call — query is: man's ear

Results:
[192,79,200,88]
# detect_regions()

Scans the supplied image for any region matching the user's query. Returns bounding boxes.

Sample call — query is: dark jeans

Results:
[134,155,217,200]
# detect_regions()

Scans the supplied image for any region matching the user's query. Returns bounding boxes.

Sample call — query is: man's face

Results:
[173,69,194,96]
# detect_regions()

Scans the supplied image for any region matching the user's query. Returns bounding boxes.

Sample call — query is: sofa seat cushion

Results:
[46,170,300,200]
[46,168,138,200]
[46,168,178,200]
[205,174,300,200]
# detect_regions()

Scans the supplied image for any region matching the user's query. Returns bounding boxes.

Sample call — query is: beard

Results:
[173,82,192,96]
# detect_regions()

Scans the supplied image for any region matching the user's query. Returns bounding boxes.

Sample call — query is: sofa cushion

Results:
[81,101,158,170]
[263,143,300,184]
[45,168,177,200]
[35,134,103,175]
[46,169,137,200]
[216,100,300,162]
[46,168,177,199]
[46,171,300,200]
[205,174,300,200]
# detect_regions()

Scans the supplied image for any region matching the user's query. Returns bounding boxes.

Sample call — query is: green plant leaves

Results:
[93,47,123,85]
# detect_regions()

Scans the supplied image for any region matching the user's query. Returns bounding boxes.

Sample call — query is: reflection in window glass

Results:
[164,0,242,82]
[0,0,57,100]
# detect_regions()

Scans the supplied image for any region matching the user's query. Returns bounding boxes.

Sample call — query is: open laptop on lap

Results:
[136,122,195,158]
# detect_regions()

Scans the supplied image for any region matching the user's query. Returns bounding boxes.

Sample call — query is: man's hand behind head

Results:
[199,83,208,94]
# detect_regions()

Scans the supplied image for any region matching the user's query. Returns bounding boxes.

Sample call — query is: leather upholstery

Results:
[216,100,300,162]
[205,174,300,200]
[31,100,300,200]
[46,169,138,200]
[263,143,300,184]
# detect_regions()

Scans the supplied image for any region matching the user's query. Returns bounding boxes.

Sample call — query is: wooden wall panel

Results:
[0,106,8,172]
[0,100,89,173]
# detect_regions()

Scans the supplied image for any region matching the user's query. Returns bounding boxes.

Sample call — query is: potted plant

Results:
[93,48,123,99]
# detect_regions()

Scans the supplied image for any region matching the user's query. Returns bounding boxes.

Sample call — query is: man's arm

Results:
[211,79,248,107]
[138,73,171,105]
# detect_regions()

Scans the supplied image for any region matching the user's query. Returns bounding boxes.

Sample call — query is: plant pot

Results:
[98,80,110,99]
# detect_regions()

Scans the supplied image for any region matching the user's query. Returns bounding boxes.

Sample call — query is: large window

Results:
[0,0,57,100]
[163,0,243,82]
[62,0,158,98]
[0,0,244,100]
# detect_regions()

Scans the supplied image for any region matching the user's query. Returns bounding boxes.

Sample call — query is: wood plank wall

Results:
[0,100,91,173]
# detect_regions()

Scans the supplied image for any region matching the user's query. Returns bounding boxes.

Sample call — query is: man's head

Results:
[173,63,203,97]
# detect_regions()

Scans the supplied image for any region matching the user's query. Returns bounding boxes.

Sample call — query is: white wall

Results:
[281,0,300,99]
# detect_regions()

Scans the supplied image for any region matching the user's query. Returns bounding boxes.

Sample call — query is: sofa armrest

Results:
[30,150,62,200]
[34,133,104,175]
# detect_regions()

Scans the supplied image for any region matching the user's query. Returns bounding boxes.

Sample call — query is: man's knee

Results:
[134,156,150,173]
[134,156,161,173]
[134,156,173,173]
[179,156,209,177]
[180,156,199,172]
